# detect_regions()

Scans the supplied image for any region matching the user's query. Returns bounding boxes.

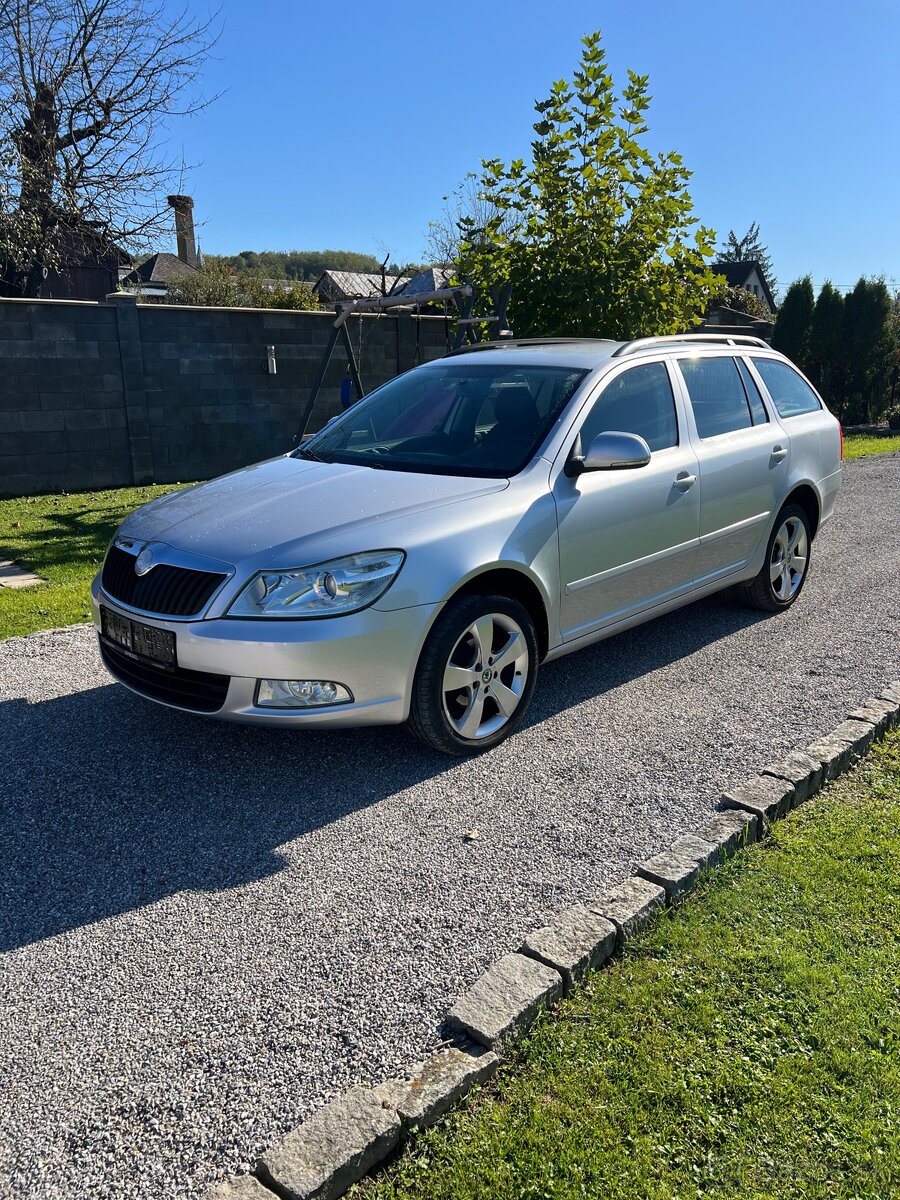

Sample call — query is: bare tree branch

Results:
[0,0,221,294]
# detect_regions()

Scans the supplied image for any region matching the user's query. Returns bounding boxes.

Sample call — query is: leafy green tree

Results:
[206,249,393,282]
[719,222,776,295]
[711,283,773,320]
[842,278,894,424]
[164,261,318,310]
[808,281,844,408]
[772,276,814,367]
[456,31,719,339]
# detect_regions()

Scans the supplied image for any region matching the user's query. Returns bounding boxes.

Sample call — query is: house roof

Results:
[121,252,198,286]
[711,260,775,309]
[313,270,411,300]
[398,266,457,298]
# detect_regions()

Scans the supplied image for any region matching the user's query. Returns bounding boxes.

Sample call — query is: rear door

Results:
[748,355,840,482]
[554,359,701,640]
[674,353,788,583]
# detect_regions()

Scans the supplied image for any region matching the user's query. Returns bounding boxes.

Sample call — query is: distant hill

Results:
[204,249,412,282]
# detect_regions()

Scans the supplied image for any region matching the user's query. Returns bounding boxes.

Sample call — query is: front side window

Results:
[579,361,678,453]
[297,362,588,478]
[679,356,753,438]
[752,358,822,418]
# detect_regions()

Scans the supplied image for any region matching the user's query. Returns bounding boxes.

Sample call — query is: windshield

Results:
[296,362,589,477]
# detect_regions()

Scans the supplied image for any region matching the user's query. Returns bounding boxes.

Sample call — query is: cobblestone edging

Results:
[204,681,900,1200]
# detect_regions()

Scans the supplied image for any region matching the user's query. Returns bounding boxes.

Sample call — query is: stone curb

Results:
[204,681,900,1200]
[445,952,563,1050]
[256,1088,400,1200]
[519,904,617,995]
[721,773,795,832]
[373,1043,500,1129]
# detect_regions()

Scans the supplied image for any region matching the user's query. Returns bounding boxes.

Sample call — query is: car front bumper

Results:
[90,574,440,727]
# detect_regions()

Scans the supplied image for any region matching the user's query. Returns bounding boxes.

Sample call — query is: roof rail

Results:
[446,337,615,357]
[612,333,771,358]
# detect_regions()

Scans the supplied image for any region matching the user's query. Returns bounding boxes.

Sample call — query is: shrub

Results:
[164,262,318,309]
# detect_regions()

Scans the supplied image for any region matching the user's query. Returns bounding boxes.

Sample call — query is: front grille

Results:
[100,640,230,713]
[102,544,227,617]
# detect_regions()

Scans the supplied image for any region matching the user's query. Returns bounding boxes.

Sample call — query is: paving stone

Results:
[694,808,759,858]
[761,750,824,807]
[445,952,563,1050]
[807,717,876,781]
[848,696,899,739]
[520,904,617,994]
[721,774,795,831]
[372,1044,499,1128]
[203,1176,276,1200]
[0,560,44,588]
[588,875,666,946]
[637,830,723,902]
[668,831,726,869]
[257,1088,400,1200]
[876,680,900,707]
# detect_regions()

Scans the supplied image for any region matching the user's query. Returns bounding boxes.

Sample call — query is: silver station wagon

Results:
[92,334,843,755]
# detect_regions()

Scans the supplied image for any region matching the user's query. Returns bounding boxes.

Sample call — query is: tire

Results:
[408,592,539,755]
[738,502,812,612]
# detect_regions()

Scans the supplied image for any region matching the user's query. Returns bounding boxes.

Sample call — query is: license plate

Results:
[100,606,176,670]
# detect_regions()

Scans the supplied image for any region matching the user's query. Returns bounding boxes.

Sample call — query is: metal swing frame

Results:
[295,280,512,442]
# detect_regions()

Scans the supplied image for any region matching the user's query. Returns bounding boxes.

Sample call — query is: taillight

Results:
[839,423,844,460]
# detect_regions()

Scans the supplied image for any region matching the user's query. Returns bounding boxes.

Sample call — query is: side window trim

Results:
[735,356,770,425]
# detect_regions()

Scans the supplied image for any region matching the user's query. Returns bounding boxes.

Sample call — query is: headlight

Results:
[227,550,405,619]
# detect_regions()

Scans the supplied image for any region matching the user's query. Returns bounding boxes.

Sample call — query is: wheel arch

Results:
[449,566,551,660]
[782,483,821,539]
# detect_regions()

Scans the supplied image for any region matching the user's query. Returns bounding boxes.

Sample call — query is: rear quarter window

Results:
[752,359,822,418]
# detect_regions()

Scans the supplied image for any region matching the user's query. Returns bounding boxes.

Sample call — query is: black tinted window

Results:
[581,362,678,453]
[752,359,822,417]
[299,362,587,478]
[679,357,752,438]
[736,358,769,425]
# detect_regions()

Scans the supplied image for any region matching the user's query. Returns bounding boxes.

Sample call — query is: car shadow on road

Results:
[0,591,771,953]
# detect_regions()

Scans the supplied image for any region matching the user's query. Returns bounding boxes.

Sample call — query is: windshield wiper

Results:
[294,446,324,462]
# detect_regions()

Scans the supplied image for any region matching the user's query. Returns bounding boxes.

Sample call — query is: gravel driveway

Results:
[1,455,898,1199]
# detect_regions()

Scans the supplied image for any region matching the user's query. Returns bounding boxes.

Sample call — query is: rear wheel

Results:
[738,502,812,612]
[409,593,539,755]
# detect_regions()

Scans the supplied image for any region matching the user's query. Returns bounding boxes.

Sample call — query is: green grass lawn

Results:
[358,732,900,1200]
[843,432,900,459]
[0,484,186,639]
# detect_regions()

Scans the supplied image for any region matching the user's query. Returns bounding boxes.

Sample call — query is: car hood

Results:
[119,454,509,565]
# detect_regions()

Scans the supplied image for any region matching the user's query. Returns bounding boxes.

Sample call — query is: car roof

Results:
[437,334,780,370]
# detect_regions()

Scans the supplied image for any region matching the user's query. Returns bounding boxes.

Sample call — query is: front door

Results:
[554,360,701,640]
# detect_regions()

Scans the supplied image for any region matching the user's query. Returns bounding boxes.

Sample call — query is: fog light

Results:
[256,679,353,708]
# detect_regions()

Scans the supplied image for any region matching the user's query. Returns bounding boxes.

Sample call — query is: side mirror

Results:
[573,431,652,473]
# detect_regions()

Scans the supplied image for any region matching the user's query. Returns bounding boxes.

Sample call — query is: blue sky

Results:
[174,0,900,293]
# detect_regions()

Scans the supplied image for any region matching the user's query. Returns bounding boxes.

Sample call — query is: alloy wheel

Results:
[441,612,529,740]
[770,515,808,602]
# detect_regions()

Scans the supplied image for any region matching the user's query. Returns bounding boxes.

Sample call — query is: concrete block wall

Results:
[0,297,449,496]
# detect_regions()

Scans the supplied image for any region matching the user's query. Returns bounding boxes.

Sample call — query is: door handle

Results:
[771,444,788,461]
[673,471,696,491]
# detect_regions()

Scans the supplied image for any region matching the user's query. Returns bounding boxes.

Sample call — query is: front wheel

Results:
[408,593,539,755]
[738,503,812,612]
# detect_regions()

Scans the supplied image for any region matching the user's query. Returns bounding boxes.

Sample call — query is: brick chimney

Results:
[167,194,199,268]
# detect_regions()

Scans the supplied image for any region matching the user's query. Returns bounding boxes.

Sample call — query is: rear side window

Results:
[736,358,769,425]
[752,359,822,417]
[581,361,678,453]
[678,357,753,438]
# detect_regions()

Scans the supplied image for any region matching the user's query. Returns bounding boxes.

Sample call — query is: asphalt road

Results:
[1,455,898,1199]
